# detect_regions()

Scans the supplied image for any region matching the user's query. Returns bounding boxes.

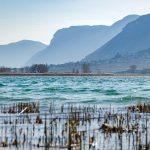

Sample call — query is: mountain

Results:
[27,15,139,65]
[0,40,47,67]
[97,47,150,72]
[83,14,150,62]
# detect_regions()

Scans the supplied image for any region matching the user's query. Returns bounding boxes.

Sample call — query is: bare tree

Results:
[81,63,91,73]
[129,65,137,73]
[30,64,48,73]
[0,66,11,72]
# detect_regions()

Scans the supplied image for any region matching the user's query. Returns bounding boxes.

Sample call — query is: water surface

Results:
[0,76,149,106]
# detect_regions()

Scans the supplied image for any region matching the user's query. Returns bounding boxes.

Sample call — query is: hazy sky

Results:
[0,0,150,45]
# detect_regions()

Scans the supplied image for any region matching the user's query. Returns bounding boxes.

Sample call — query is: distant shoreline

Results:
[0,72,150,76]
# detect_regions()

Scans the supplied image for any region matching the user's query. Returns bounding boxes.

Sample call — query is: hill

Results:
[0,40,47,67]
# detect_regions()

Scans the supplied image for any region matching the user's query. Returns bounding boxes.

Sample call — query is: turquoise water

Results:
[0,76,149,106]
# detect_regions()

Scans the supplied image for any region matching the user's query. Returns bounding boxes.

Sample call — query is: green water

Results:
[0,76,149,106]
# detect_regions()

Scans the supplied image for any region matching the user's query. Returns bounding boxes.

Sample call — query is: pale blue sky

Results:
[0,0,150,44]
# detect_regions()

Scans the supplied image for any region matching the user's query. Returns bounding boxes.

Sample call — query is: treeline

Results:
[0,67,11,72]
[0,64,49,73]
[1,63,150,74]
[0,63,91,73]
[119,65,150,74]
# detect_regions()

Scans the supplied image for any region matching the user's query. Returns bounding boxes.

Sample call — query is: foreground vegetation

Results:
[0,102,149,149]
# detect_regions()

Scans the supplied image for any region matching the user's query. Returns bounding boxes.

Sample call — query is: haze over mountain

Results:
[0,40,47,67]
[27,15,139,65]
[83,14,150,62]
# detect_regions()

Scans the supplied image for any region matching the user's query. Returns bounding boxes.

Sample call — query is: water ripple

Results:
[0,76,149,106]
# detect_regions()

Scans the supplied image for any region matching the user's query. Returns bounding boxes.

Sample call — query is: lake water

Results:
[0,76,149,107]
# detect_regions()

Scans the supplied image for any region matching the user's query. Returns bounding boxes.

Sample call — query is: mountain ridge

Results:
[83,14,150,62]
[27,14,139,65]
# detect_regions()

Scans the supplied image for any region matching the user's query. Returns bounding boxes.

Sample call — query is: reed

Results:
[0,102,149,149]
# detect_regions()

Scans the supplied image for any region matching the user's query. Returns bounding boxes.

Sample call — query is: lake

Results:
[0,76,149,107]
[0,76,150,150]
